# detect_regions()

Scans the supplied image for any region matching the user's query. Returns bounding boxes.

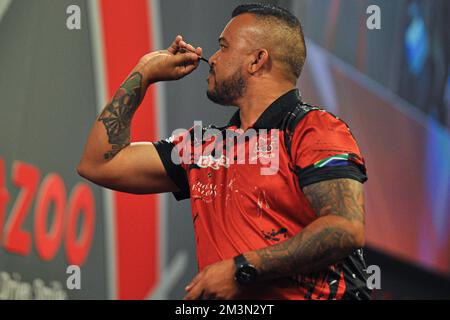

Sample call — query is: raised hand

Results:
[134,35,203,85]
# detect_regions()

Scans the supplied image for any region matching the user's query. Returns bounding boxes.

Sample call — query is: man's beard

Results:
[206,68,246,106]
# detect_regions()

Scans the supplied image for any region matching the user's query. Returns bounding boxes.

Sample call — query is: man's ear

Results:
[247,49,270,75]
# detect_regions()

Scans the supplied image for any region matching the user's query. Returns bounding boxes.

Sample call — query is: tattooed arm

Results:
[77,36,202,194]
[244,178,365,279]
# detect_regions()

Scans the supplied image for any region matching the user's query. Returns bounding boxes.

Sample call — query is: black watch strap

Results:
[234,254,249,269]
[234,254,258,285]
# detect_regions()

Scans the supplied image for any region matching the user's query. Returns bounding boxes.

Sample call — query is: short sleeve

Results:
[291,110,368,188]
[153,128,193,201]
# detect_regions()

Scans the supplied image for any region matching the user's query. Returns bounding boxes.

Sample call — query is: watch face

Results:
[236,265,257,284]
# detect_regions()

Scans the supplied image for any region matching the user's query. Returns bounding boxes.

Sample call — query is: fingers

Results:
[179,40,198,55]
[180,42,203,58]
[184,277,204,300]
[195,46,203,57]
[172,53,200,78]
[167,35,203,58]
[163,35,205,80]
[173,52,199,67]
[183,271,204,300]
[185,272,203,292]
[183,288,204,300]
[167,35,183,54]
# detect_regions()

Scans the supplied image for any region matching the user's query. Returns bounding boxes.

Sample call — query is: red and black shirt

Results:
[154,89,371,299]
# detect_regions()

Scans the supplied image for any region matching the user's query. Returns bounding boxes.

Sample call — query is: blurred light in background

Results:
[405,3,428,75]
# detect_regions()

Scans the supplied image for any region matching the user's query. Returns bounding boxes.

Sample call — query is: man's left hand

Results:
[183,259,240,300]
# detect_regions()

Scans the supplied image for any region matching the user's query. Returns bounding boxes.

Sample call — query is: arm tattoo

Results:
[246,178,365,279]
[97,72,143,159]
[248,226,356,278]
[303,178,365,224]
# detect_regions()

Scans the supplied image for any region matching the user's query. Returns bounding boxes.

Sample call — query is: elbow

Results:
[353,235,365,250]
[76,162,88,179]
[350,225,366,249]
[333,216,366,249]
[76,160,112,188]
[76,159,93,180]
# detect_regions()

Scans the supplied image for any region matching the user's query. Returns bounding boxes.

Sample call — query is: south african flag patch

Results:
[314,153,352,168]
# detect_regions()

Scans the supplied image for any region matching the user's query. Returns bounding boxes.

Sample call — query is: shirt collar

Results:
[226,89,302,130]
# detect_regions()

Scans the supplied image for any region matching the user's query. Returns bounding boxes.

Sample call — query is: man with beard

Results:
[78,4,371,300]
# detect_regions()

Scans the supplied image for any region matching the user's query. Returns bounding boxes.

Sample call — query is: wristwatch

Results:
[234,254,258,285]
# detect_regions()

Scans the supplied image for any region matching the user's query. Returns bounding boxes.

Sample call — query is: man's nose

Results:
[208,51,218,66]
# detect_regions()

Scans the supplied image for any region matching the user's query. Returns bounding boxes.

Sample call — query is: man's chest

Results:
[186,152,300,216]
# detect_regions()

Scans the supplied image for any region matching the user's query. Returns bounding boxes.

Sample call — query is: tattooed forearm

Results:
[244,178,366,280]
[246,225,356,279]
[97,72,143,159]
[303,178,365,224]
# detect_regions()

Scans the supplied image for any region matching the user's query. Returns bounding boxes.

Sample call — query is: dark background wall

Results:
[0,0,106,299]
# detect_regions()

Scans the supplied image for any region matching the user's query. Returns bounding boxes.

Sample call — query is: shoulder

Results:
[291,107,358,150]
[161,123,229,157]
[288,106,366,172]
[295,108,350,135]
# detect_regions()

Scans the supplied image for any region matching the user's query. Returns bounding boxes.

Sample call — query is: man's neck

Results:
[235,82,296,130]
